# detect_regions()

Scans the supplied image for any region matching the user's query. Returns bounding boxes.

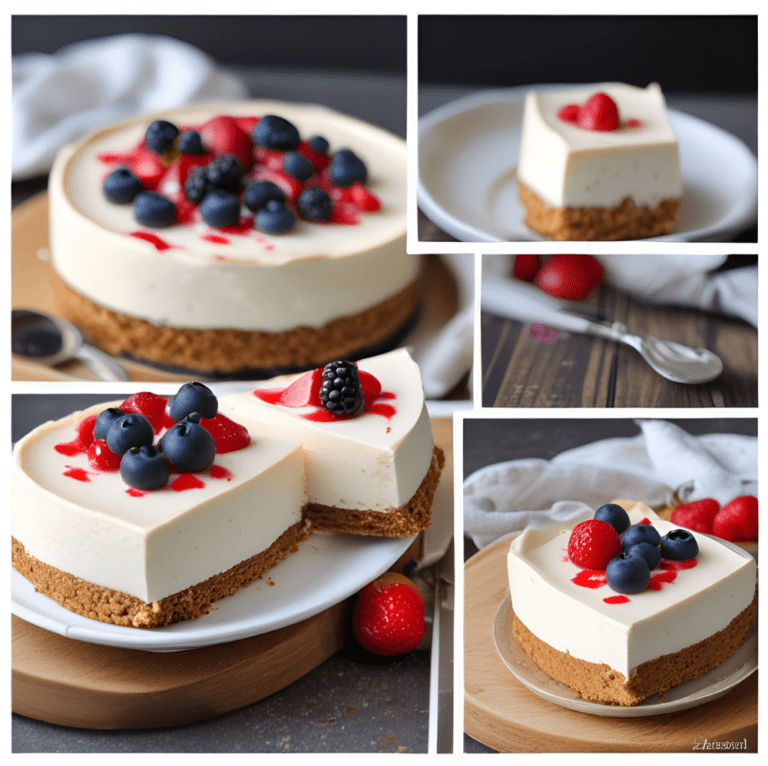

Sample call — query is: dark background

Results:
[419,15,757,93]
[12,15,407,74]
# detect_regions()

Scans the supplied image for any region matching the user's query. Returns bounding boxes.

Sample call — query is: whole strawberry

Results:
[670,498,720,535]
[712,495,758,542]
[353,572,425,656]
[567,519,621,570]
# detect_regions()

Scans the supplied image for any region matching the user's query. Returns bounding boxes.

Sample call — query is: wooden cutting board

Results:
[464,537,757,752]
[12,419,452,729]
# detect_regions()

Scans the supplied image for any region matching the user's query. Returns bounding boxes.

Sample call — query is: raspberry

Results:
[670,498,720,534]
[567,520,621,570]
[87,439,122,472]
[711,496,758,542]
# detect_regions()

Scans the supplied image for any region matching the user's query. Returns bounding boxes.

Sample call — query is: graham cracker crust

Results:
[52,272,421,376]
[518,180,681,241]
[513,591,756,706]
[306,445,445,537]
[12,520,310,629]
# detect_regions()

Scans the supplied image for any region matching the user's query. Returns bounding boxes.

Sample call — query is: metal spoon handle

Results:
[74,344,130,381]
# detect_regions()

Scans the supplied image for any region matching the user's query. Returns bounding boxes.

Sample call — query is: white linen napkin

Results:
[13,35,248,180]
[464,420,757,549]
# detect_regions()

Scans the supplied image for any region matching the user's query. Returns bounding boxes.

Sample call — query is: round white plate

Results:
[12,530,415,652]
[418,87,757,243]
[494,591,757,717]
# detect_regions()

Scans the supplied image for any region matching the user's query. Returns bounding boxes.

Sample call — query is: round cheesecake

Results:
[49,100,418,377]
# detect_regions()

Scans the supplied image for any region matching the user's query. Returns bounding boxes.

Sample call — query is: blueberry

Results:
[329,148,367,188]
[621,523,661,550]
[625,541,661,571]
[169,382,218,421]
[134,191,177,227]
[106,413,154,456]
[297,187,333,221]
[199,189,241,228]
[308,135,329,155]
[145,120,179,154]
[93,407,124,440]
[243,181,287,212]
[283,151,314,182]
[204,154,243,193]
[159,421,216,473]
[184,167,211,204]
[120,445,170,490]
[177,130,206,154]
[252,115,300,151]
[256,200,295,234]
[605,551,651,594]
[103,167,143,204]
[660,529,699,561]
[594,503,631,534]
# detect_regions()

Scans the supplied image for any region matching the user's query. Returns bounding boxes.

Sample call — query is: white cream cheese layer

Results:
[218,348,433,513]
[517,83,682,209]
[508,502,755,681]
[12,404,306,603]
[49,100,416,331]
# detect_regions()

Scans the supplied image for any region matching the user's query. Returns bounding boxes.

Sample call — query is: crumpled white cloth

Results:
[12,35,248,180]
[464,420,757,549]
[483,254,757,326]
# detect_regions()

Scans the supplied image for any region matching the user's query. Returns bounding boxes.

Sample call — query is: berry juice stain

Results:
[63,466,91,482]
[171,474,206,492]
[130,231,176,251]
[603,595,630,604]
[210,465,232,481]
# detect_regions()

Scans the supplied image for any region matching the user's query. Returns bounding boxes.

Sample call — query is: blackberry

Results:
[204,154,243,193]
[319,361,365,417]
[184,167,211,204]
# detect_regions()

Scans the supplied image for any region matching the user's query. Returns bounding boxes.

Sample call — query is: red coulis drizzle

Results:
[253,367,396,421]
[97,115,381,246]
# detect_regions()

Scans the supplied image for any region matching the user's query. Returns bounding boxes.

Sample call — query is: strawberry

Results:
[200,115,255,171]
[712,495,758,542]
[535,255,603,301]
[670,498,720,534]
[578,93,620,131]
[353,572,425,656]
[567,520,621,570]
[119,392,169,434]
[200,414,251,454]
[512,255,541,283]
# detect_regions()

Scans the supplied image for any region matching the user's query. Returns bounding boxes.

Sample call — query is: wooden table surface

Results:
[481,283,757,409]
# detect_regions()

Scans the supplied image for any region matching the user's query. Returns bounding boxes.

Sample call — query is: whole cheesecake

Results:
[507,502,755,706]
[517,83,682,241]
[11,350,443,628]
[48,101,418,377]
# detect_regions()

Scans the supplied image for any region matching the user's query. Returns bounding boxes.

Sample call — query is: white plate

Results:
[12,531,415,652]
[418,87,757,243]
[494,591,757,717]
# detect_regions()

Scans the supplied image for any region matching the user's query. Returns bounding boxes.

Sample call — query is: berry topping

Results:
[594,503,631,535]
[87,439,122,472]
[145,120,180,154]
[133,191,177,227]
[200,414,251,453]
[204,153,243,193]
[297,187,333,221]
[103,166,143,204]
[93,407,125,440]
[183,167,211,204]
[169,382,218,422]
[319,361,365,417]
[200,189,242,228]
[625,541,661,570]
[329,148,368,188]
[711,495,758,542]
[119,392,169,433]
[621,522,662,549]
[558,92,621,132]
[243,180,287,212]
[512,254,541,283]
[255,199,295,234]
[253,114,300,151]
[660,529,699,561]
[120,445,171,490]
[353,572,425,656]
[670,498,721,534]
[178,130,206,155]
[308,135,329,155]
[159,421,216,474]
[283,151,315,182]
[605,551,651,594]
[534,255,604,301]
[567,519,621,570]
[199,115,254,171]
[106,413,154,456]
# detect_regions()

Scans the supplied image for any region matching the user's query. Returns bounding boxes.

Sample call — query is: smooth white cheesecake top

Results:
[508,502,755,680]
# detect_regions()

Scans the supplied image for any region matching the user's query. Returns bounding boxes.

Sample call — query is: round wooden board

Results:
[464,537,757,753]
[12,193,459,382]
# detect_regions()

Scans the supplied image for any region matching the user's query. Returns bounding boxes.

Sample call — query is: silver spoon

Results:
[12,309,129,381]
[482,277,723,385]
